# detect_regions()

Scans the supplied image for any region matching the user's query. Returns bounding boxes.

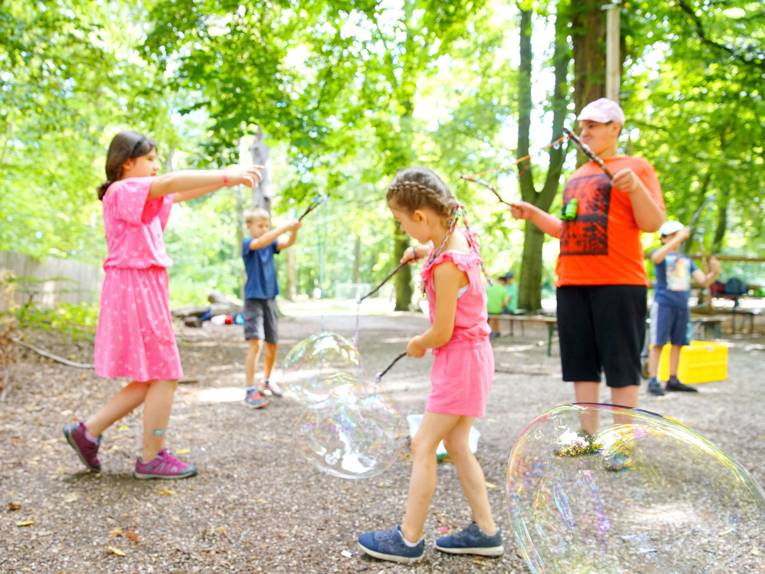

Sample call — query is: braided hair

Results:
[386,167,459,227]
[97,131,157,201]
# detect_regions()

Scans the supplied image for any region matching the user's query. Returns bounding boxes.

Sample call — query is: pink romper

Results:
[421,248,494,417]
[93,177,183,382]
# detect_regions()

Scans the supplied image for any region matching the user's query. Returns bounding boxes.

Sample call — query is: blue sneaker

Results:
[358,525,425,564]
[435,522,504,557]
[244,387,268,409]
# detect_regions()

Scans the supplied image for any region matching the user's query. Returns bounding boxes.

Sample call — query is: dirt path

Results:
[1,303,764,573]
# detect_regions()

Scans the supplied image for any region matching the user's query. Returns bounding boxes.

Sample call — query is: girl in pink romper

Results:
[63,130,262,480]
[358,167,503,564]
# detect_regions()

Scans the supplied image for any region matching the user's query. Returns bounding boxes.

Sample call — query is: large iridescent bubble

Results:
[507,403,765,574]
[297,374,404,480]
[281,332,362,405]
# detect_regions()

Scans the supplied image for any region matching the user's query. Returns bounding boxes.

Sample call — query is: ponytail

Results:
[97,181,113,201]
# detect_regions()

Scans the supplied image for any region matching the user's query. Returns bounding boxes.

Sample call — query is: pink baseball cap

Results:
[577,98,625,125]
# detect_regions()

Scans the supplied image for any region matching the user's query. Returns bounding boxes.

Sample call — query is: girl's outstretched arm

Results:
[172,182,220,203]
[148,166,263,199]
[407,262,465,356]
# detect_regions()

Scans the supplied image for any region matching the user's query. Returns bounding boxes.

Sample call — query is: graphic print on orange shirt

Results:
[559,173,612,256]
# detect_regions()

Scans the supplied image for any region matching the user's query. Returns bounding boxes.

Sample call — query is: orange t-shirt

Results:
[555,156,665,286]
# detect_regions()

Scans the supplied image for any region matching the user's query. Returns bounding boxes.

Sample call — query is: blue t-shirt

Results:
[654,252,697,308]
[242,238,279,300]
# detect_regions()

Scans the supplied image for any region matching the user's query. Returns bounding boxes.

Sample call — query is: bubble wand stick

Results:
[298,195,325,222]
[375,352,407,383]
[562,127,614,180]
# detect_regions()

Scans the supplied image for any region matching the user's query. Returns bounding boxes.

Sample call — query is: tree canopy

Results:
[2,0,763,306]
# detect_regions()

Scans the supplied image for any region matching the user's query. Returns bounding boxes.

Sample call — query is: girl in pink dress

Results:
[358,167,503,564]
[64,130,262,479]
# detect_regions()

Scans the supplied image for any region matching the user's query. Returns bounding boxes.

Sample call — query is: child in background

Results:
[64,130,262,479]
[486,274,508,338]
[501,271,518,314]
[647,221,720,395]
[241,209,300,408]
[358,167,502,564]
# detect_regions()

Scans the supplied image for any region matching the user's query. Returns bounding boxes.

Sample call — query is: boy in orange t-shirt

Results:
[510,98,666,469]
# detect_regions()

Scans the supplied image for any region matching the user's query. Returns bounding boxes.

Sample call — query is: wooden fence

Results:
[0,251,102,311]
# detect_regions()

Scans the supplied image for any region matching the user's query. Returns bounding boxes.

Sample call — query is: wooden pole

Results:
[605,2,621,102]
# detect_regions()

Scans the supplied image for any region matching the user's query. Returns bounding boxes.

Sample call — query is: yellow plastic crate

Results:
[658,340,728,384]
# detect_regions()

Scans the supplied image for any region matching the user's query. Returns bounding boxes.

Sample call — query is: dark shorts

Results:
[244,298,278,344]
[556,285,647,388]
[650,302,689,346]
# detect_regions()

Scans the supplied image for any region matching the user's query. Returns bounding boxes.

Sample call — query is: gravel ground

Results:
[1,301,764,573]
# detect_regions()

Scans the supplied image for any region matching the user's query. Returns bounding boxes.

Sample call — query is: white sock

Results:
[400,530,422,547]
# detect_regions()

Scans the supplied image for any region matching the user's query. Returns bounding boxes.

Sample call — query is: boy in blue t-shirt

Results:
[241,208,301,408]
[647,221,719,395]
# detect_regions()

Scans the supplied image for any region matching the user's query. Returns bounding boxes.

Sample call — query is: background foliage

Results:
[2,0,762,308]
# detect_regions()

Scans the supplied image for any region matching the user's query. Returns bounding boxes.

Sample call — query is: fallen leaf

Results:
[110,527,123,537]
[117,425,129,432]
[125,530,140,544]
[16,519,35,527]
[158,487,175,496]
[6,501,22,511]
[175,448,191,455]
[107,546,126,557]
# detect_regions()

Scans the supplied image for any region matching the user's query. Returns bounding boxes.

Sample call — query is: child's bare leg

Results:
[85,382,150,437]
[573,382,600,435]
[141,379,178,461]
[669,345,682,377]
[245,339,263,387]
[648,344,663,378]
[401,412,460,542]
[611,384,640,426]
[263,342,277,381]
[443,416,497,535]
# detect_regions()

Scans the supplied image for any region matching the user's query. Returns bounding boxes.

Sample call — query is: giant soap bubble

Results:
[281,332,362,405]
[297,374,404,480]
[507,403,765,574]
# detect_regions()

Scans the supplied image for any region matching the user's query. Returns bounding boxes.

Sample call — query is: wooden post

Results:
[605,2,621,102]
[248,126,271,212]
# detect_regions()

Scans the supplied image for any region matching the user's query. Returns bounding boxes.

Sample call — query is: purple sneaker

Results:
[133,449,197,480]
[63,422,101,472]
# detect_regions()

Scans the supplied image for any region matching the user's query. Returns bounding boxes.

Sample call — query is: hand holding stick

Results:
[357,246,418,304]
[563,128,614,180]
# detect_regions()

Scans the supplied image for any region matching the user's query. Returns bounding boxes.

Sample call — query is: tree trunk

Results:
[516,5,571,311]
[571,0,606,114]
[519,224,546,311]
[352,235,361,284]
[285,249,296,301]
[393,223,414,310]
[712,187,729,253]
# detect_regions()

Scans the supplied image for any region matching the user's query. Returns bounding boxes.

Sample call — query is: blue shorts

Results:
[650,302,689,346]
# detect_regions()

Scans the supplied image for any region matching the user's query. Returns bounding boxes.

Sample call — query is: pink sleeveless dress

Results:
[421,249,494,417]
[93,177,183,382]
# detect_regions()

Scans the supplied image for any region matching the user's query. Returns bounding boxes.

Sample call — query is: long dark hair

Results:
[97,131,157,200]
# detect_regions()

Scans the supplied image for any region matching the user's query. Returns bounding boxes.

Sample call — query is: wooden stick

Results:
[10,337,93,369]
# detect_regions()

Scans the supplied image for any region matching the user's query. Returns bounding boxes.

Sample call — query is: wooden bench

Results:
[689,316,724,339]
[488,314,558,356]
